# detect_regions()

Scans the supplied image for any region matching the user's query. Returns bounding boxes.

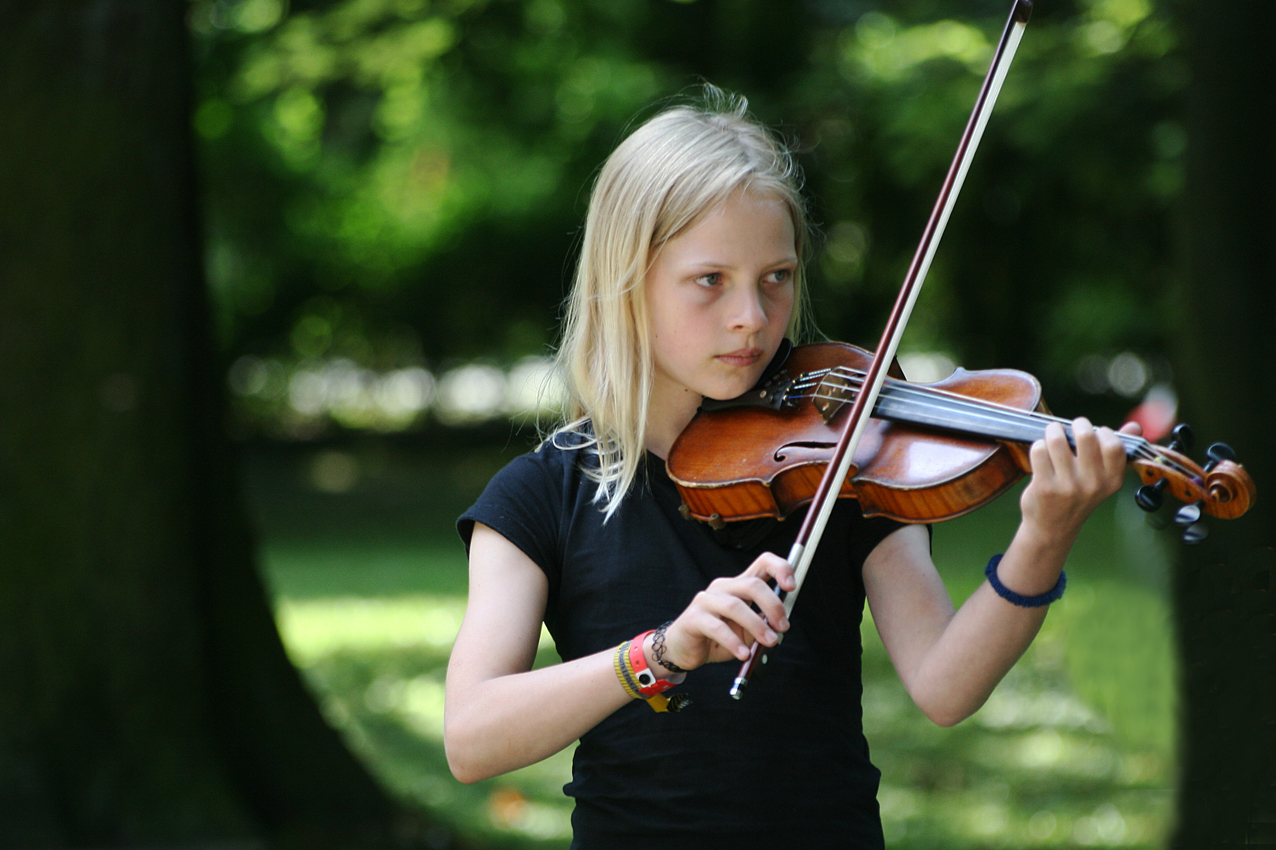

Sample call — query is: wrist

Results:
[991,556,1062,596]
[1003,526,1074,593]
[614,633,689,714]
[1016,511,1082,557]
[985,554,1066,607]
[642,633,687,683]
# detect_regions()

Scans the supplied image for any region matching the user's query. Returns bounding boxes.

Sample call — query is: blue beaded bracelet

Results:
[984,554,1066,607]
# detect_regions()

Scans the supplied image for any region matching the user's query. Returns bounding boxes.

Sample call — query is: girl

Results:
[445,89,1135,849]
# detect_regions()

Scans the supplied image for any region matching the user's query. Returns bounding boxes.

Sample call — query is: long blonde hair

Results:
[553,87,812,519]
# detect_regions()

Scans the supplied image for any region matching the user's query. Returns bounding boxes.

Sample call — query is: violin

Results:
[667,340,1257,533]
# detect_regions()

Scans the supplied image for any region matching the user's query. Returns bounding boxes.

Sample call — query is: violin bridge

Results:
[813,372,855,425]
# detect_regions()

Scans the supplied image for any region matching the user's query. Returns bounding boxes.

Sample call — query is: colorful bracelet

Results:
[984,554,1066,607]
[612,640,643,700]
[628,630,678,697]
[613,633,690,713]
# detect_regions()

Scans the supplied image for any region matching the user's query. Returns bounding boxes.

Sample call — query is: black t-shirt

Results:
[458,434,907,849]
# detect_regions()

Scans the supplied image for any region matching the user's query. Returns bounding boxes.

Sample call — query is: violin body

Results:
[668,342,1041,524]
[667,342,1256,527]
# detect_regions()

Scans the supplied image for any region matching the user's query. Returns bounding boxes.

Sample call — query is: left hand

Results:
[1019,417,1141,541]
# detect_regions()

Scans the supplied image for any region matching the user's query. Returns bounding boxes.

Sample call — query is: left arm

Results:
[863,417,1136,727]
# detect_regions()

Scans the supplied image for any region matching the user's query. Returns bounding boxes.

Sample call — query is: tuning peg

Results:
[1182,522,1209,544]
[1168,423,1194,454]
[1205,442,1235,469]
[1176,501,1202,526]
[1135,479,1168,512]
[1175,500,1209,543]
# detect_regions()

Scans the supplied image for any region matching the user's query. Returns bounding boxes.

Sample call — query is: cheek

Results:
[655,291,713,335]
[769,288,796,327]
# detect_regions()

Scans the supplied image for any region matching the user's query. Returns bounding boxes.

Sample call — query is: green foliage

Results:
[193,0,677,365]
[194,0,1189,434]
[790,1,1185,422]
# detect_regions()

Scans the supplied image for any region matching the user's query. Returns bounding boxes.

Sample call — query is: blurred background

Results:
[195,0,1187,434]
[205,1,1183,844]
[3,0,1272,848]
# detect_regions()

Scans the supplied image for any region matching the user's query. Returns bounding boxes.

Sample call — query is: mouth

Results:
[716,347,764,368]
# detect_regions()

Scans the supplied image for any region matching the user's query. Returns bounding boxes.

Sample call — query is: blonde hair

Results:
[552,87,812,519]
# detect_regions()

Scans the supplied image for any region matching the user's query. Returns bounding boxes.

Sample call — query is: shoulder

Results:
[457,429,595,552]
[499,430,594,495]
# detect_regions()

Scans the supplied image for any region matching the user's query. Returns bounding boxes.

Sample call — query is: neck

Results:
[645,389,703,460]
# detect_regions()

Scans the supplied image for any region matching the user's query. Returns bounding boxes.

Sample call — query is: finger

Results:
[730,576,790,634]
[738,575,790,633]
[692,608,759,660]
[1032,421,1072,480]
[1028,435,1054,481]
[1095,425,1130,484]
[1070,417,1103,477]
[1050,419,1083,474]
[744,552,796,592]
[1119,420,1143,437]
[686,600,774,659]
[696,583,784,644]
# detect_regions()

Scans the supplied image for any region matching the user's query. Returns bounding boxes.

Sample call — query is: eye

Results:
[766,268,793,286]
[694,272,722,288]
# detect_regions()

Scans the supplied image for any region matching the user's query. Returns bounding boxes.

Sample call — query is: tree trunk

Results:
[1171,0,1276,843]
[0,3,433,845]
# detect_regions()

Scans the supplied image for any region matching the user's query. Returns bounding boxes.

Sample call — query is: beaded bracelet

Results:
[984,554,1066,608]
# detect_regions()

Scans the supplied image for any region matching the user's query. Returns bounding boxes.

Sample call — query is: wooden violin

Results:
[667,340,1257,532]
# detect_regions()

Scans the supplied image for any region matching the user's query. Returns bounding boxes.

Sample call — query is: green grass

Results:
[245,441,1176,849]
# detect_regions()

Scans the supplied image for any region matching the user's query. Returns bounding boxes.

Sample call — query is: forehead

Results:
[661,190,796,259]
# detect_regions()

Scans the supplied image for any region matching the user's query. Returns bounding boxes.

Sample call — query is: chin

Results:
[702,379,755,402]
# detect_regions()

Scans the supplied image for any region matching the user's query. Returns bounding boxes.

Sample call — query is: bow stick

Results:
[731,0,1034,698]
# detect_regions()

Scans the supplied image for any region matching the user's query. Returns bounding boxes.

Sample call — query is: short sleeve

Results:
[846,513,919,570]
[457,448,571,594]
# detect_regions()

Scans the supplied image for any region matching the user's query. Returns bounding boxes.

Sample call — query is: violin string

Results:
[785,367,1198,479]
[837,373,1190,475]
[790,368,1088,443]
[806,379,1191,477]
[801,366,1152,454]
[812,371,1161,462]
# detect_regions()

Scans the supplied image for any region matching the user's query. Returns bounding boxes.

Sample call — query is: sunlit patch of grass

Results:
[276,595,465,662]
[273,593,574,848]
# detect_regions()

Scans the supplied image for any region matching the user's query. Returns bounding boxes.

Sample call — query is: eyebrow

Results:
[683,256,798,270]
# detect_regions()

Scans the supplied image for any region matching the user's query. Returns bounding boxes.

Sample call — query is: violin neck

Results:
[874,379,1141,458]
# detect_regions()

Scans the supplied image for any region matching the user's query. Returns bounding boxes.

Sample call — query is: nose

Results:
[729,285,768,333]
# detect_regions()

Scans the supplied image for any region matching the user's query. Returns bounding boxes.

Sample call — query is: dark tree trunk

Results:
[0,3,434,846]
[1171,0,1276,844]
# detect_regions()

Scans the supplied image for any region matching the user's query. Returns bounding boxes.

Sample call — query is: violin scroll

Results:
[1132,427,1256,542]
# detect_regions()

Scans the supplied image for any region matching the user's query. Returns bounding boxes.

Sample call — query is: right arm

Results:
[444,523,795,784]
[444,523,631,783]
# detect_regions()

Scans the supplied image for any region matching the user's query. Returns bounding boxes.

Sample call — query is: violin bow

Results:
[731,0,1034,698]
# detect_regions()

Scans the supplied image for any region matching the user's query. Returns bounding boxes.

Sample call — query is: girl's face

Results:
[644,189,797,428]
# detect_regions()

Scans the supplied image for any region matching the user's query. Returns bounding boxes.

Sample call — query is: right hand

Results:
[650,552,795,674]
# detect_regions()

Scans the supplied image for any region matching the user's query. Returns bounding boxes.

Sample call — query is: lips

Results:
[716,348,763,367]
